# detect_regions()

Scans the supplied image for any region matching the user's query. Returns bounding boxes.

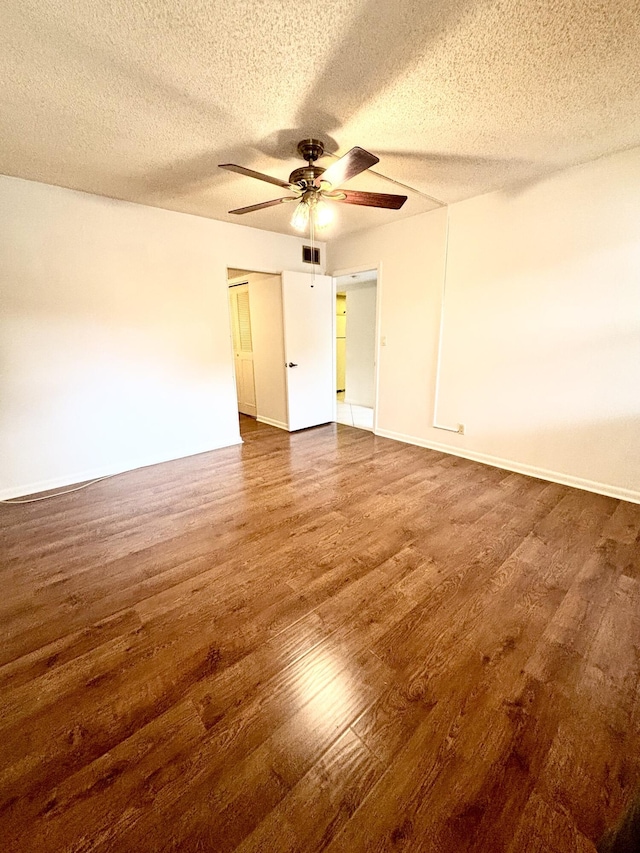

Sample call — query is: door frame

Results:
[329,262,382,433]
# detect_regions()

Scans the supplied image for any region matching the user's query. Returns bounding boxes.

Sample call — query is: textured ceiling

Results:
[2,0,640,237]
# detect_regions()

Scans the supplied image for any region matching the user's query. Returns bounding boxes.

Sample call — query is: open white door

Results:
[282,271,334,431]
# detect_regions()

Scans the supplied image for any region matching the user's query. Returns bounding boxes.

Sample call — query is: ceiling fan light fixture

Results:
[291,193,334,233]
[314,198,333,229]
[290,198,310,232]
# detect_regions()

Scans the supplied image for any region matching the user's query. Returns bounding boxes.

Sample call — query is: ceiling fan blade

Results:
[316,147,379,188]
[219,163,292,190]
[229,197,297,215]
[334,189,407,209]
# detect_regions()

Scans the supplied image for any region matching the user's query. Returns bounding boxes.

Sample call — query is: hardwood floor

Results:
[1,416,640,852]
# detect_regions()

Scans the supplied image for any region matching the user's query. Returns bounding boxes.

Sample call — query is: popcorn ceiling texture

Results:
[2,0,640,236]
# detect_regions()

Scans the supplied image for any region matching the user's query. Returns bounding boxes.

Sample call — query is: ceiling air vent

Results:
[302,245,320,265]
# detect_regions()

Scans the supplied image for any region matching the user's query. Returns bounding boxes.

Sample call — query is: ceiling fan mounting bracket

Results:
[296,138,325,164]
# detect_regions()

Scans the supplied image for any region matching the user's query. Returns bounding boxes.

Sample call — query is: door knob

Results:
[287,362,298,368]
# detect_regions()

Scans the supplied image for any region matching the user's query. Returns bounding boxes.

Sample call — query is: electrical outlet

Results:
[457,423,465,435]
[380,335,387,347]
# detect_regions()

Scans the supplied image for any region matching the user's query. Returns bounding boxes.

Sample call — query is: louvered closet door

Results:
[229,284,257,417]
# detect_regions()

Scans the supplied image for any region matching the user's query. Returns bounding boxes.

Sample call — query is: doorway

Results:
[227,268,334,433]
[334,270,377,431]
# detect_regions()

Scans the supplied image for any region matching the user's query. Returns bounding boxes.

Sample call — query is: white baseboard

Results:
[256,416,289,431]
[375,428,640,505]
[0,437,243,501]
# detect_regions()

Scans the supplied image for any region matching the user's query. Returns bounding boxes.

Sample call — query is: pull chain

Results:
[309,205,316,287]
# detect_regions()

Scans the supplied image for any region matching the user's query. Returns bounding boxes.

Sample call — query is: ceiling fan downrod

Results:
[296,138,324,164]
[289,139,326,188]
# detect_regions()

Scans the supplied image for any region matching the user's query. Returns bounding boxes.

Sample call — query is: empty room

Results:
[1,1,640,851]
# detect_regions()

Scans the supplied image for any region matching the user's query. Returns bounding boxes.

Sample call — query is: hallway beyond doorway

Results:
[336,391,374,431]
[334,268,377,433]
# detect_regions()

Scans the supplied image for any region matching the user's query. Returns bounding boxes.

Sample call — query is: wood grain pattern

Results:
[1,416,639,852]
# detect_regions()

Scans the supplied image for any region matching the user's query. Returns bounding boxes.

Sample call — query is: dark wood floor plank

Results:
[8,699,206,853]
[99,642,387,852]
[0,608,142,692]
[508,792,598,853]
[1,416,639,852]
[233,727,385,853]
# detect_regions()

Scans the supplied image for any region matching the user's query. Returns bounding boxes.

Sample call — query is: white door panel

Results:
[282,271,333,431]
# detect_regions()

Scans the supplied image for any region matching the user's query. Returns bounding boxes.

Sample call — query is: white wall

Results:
[241,272,288,429]
[345,284,377,408]
[328,146,640,503]
[0,175,322,498]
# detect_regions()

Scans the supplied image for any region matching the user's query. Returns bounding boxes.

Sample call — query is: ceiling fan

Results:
[219,139,407,232]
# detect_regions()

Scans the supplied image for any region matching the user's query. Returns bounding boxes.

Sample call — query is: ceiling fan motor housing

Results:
[289,165,325,187]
